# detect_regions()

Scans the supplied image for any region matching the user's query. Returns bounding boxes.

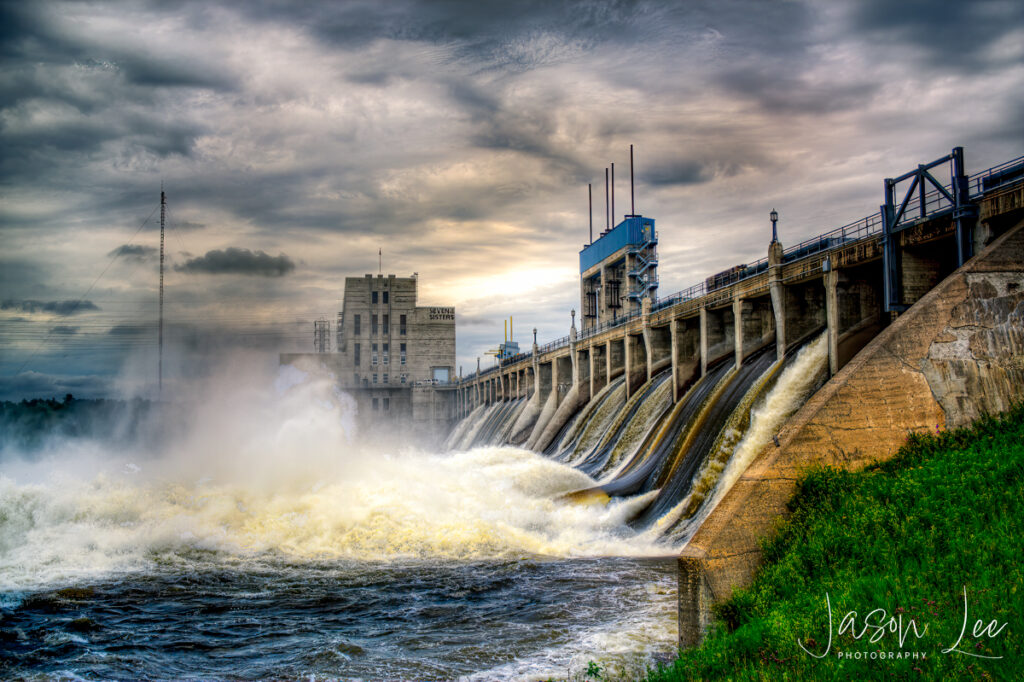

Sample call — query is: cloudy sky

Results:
[1,0,1023,399]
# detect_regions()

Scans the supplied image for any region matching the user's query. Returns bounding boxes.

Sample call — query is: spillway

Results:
[595,360,735,500]
[443,335,829,546]
[573,370,672,479]
[630,347,779,529]
[663,334,829,542]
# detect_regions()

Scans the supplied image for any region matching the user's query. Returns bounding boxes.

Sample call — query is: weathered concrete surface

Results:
[679,219,1024,647]
[921,271,1024,426]
[533,383,590,452]
[507,389,542,445]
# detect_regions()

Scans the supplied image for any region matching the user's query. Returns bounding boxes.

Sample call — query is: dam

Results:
[443,146,1024,647]
[7,147,1021,681]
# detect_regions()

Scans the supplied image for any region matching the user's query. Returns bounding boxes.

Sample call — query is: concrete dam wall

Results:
[441,150,1024,650]
[677,216,1024,646]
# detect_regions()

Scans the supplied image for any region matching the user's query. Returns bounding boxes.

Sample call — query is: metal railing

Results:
[969,155,1024,196]
[536,335,570,355]
[782,212,883,262]
[651,280,707,312]
[580,309,642,340]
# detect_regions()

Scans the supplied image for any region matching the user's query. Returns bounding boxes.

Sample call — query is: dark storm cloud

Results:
[643,160,709,187]
[851,0,1024,70]
[0,2,217,186]
[175,248,297,276]
[450,80,585,176]
[108,244,158,261]
[244,0,649,56]
[716,67,880,116]
[49,325,78,335]
[0,2,236,89]
[1,299,100,316]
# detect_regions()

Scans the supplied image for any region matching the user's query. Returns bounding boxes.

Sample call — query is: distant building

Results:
[579,215,658,330]
[281,273,457,436]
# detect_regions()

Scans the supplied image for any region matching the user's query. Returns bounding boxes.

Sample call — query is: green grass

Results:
[648,404,1024,681]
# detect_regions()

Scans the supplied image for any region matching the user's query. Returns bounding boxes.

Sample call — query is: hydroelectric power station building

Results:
[580,215,658,331]
[281,273,457,436]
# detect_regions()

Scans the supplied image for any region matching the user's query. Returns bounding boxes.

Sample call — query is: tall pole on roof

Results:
[630,144,635,216]
[588,183,593,244]
[604,168,609,232]
[611,162,615,227]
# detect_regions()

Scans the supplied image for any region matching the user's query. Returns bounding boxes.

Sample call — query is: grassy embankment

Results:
[647,404,1024,681]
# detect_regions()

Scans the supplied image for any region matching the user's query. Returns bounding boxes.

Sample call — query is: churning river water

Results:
[0,364,677,681]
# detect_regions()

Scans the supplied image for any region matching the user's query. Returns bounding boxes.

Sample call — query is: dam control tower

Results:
[579,215,659,331]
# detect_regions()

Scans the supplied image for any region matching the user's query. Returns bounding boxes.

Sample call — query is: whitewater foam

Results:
[0,364,668,592]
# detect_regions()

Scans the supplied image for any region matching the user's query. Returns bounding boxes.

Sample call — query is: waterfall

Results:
[444,404,486,451]
[630,347,778,528]
[562,378,628,466]
[664,333,829,542]
[573,371,672,478]
[444,334,829,547]
[596,376,674,482]
[449,402,501,451]
[550,378,623,461]
[596,360,735,499]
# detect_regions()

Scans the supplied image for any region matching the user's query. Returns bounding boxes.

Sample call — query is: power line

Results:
[14,203,161,375]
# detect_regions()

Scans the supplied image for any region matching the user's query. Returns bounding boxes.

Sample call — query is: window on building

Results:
[354,342,361,366]
[373,373,378,384]
[372,291,378,304]
[372,397,379,410]
[400,374,406,385]
[371,314,378,335]
[383,373,389,384]
[353,372,359,385]
[400,343,406,365]
[353,314,360,336]
[383,291,389,304]
[382,314,389,335]
[371,343,378,365]
[382,343,389,365]
[432,367,450,382]
[399,314,407,335]
[383,397,390,411]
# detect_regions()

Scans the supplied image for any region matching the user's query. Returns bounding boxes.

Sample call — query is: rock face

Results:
[678,219,1024,648]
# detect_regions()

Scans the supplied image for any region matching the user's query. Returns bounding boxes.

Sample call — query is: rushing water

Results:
[3,336,831,680]
[1,556,675,681]
[0,363,677,681]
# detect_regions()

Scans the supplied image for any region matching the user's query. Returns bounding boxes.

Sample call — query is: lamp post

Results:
[770,208,779,243]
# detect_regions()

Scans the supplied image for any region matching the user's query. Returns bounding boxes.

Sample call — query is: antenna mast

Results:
[604,168,610,233]
[588,183,593,244]
[158,188,165,396]
[630,144,635,216]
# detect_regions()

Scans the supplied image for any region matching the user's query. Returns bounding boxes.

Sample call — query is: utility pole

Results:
[159,188,166,396]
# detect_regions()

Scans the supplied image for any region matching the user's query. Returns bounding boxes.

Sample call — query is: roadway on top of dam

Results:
[458,151,1024,383]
